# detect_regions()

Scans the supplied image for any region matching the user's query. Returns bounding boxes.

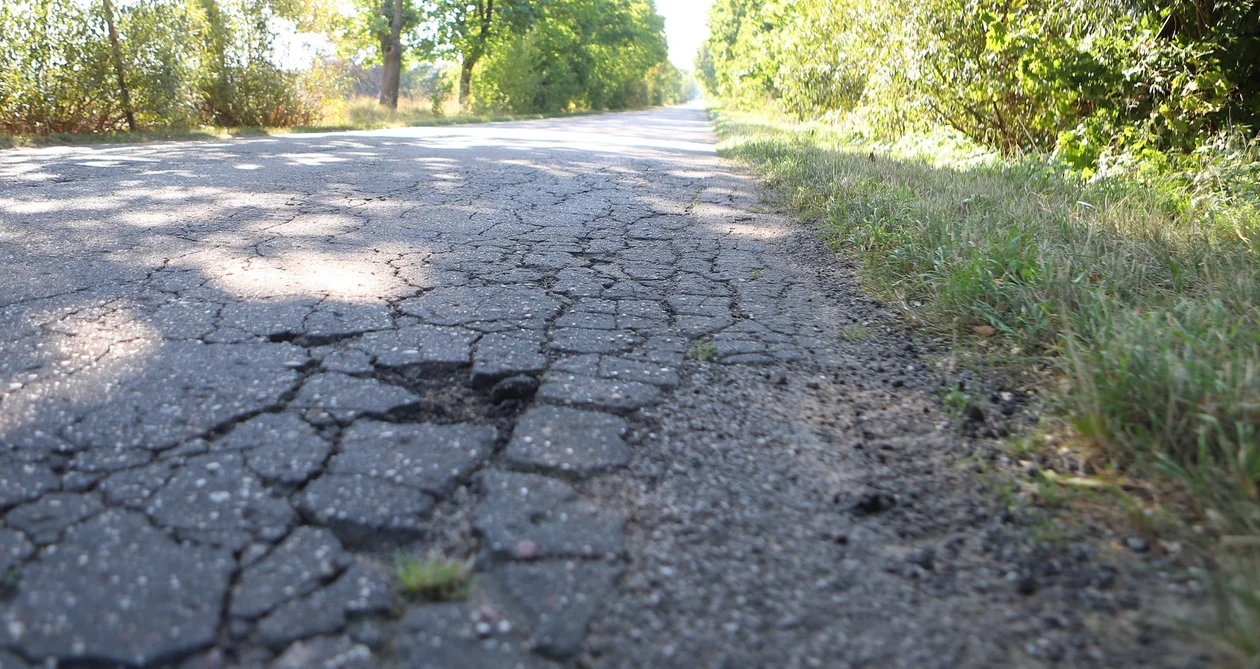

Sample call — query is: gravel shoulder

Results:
[582,182,1208,667]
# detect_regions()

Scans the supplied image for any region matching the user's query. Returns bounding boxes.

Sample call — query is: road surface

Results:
[0,104,1198,667]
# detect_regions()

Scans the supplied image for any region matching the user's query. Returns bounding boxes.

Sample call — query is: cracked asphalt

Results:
[0,104,1205,668]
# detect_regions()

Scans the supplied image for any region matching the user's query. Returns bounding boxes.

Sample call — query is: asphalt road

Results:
[0,105,1200,668]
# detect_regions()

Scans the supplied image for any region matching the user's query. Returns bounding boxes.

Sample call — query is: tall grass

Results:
[714,109,1260,660]
[314,96,446,130]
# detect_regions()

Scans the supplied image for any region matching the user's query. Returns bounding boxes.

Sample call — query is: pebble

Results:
[514,539,540,560]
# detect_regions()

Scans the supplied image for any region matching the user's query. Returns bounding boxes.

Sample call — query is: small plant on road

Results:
[940,388,973,417]
[748,268,764,280]
[687,339,717,362]
[842,324,869,342]
[395,552,472,602]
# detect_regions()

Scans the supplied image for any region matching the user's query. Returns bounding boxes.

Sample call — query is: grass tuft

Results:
[841,324,870,342]
[395,552,472,602]
[687,340,717,362]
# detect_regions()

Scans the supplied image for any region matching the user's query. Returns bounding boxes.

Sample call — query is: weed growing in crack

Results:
[395,552,472,602]
[940,388,973,417]
[687,340,717,362]
[748,268,764,280]
[842,324,870,342]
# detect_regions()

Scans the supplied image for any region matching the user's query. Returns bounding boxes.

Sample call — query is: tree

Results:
[379,0,404,107]
[346,0,418,108]
[471,0,673,113]
[101,0,138,131]
[423,0,535,106]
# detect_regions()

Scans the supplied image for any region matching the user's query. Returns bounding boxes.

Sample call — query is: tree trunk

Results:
[458,0,494,106]
[102,0,137,131]
[459,56,477,105]
[378,0,404,109]
[379,42,402,108]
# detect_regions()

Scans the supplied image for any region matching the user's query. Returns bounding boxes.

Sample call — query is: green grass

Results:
[714,108,1259,490]
[687,339,717,362]
[712,106,1260,662]
[841,324,870,342]
[394,552,472,602]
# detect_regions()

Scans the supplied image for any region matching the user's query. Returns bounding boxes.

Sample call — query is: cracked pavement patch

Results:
[0,104,1203,667]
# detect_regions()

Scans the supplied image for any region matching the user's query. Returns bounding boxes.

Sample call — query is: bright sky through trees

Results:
[657,0,713,69]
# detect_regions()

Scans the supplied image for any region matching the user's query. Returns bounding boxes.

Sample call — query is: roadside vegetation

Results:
[700,0,1260,661]
[0,0,696,145]
[395,552,472,602]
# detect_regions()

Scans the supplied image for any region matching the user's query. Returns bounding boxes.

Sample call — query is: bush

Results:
[0,0,121,134]
[701,0,1260,164]
[0,0,335,133]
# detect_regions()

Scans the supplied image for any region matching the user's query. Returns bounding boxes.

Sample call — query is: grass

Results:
[841,324,870,342]
[940,387,974,417]
[687,339,717,362]
[712,106,1260,662]
[394,552,472,602]
[0,126,271,149]
[0,96,608,149]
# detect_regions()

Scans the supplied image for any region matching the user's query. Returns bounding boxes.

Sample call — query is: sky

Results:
[657,0,715,71]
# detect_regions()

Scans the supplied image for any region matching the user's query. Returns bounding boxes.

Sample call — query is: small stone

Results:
[1125,537,1150,553]
[514,539,540,560]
